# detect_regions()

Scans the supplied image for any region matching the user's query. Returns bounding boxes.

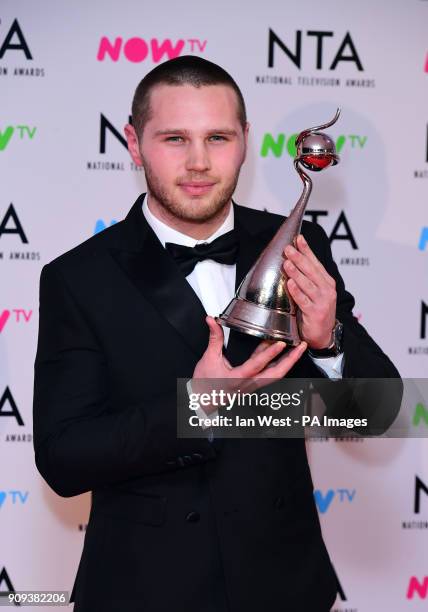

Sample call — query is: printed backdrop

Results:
[1,0,427,609]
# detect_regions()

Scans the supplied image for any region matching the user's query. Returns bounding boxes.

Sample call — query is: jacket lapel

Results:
[108,195,279,364]
[108,196,209,359]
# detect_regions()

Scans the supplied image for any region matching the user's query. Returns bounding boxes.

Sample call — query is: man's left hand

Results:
[283,234,336,350]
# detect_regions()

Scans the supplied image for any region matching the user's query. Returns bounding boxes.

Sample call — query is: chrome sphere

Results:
[296,132,339,172]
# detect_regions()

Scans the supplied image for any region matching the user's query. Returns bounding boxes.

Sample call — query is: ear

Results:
[242,121,250,163]
[124,124,143,166]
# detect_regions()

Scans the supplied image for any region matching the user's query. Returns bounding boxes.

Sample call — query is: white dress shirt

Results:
[142,196,344,378]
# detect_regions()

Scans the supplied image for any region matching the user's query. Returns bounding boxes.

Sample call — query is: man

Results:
[33,56,399,611]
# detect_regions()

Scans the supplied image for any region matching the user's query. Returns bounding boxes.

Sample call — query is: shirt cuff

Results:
[308,352,345,379]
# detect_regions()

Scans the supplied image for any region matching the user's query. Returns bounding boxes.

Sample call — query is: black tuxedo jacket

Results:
[33,195,399,612]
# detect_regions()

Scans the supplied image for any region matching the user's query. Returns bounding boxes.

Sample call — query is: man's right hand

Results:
[190,316,307,414]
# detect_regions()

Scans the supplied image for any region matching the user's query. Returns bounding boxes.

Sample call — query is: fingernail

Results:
[299,235,307,245]
[299,341,307,350]
[276,341,286,348]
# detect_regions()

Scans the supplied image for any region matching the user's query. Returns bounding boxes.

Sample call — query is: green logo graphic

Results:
[413,403,428,427]
[0,126,37,151]
[260,133,366,158]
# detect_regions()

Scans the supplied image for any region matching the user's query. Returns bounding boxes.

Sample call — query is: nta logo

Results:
[421,301,428,339]
[99,113,131,154]
[0,19,32,59]
[332,566,347,602]
[414,475,428,513]
[268,29,363,71]
[0,387,24,426]
[97,36,206,63]
[0,204,28,243]
[305,210,358,250]
[87,114,142,172]
[0,567,17,598]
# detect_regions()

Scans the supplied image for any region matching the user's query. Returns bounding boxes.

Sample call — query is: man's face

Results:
[126,83,249,223]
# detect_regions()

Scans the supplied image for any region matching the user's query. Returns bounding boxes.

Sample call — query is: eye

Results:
[208,134,227,142]
[165,136,184,143]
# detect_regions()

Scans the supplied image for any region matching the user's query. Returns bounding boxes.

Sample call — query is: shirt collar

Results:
[142,194,234,248]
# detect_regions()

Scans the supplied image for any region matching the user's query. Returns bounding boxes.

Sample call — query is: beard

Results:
[142,157,241,223]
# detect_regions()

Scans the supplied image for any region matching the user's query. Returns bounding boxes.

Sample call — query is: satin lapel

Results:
[109,202,209,359]
[224,210,272,367]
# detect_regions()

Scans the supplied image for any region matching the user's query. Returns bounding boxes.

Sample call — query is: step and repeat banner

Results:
[1,0,427,610]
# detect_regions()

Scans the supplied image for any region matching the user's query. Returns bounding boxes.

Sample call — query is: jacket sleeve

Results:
[33,263,215,498]
[312,223,400,379]
[311,223,402,434]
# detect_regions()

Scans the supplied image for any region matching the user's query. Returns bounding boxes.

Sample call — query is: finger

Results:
[250,338,277,357]
[283,259,318,300]
[284,242,332,288]
[296,234,336,287]
[205,316,224,356]
[234,340,286,378]
[252,342,307,383]
[287,278,313,312]
[284,243,324,287]
[222,354,233,371]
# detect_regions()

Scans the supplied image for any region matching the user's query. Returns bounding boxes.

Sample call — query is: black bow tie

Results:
[165,229,239,276]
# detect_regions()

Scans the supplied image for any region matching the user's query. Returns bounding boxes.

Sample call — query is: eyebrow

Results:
[153,128,238,137]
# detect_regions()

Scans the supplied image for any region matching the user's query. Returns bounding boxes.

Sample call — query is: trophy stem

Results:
[217,109,340,344]
[287,160,313,243]
[233,161,312,296]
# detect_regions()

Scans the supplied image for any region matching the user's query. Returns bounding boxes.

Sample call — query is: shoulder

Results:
[234,202,283,232]
[44,218,126,275]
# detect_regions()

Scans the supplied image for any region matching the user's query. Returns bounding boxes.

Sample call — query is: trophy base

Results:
[216,297,300,346]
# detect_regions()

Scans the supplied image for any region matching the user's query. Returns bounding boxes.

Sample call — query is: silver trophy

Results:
[216,109,341,346]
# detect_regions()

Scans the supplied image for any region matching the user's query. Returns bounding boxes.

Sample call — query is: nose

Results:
[185,140,211,173]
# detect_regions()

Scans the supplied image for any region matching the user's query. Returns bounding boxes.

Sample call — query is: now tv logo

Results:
[0,309,33,332]
[407,576,428,599]
[97,37,207,63]
[314,488,356,513]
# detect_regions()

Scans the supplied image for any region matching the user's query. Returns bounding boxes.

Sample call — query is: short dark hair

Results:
[131,55,247,138]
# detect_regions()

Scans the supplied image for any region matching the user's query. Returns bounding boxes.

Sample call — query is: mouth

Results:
[178,182,216,196]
